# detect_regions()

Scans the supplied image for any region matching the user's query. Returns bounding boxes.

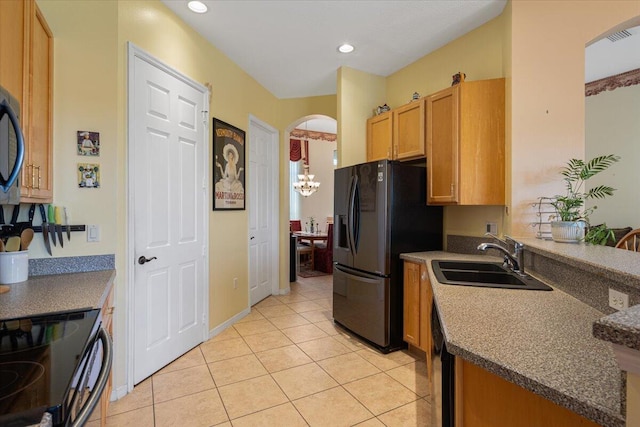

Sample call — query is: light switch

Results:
[87,225,100,242]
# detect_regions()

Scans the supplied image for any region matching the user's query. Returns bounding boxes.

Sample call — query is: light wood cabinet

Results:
[426,78,505,205]
[366,111,392,161]
[403,261,433,359]
[455,358,601,427]
[0,0,28,109]
[99,286,115,427]
[22,3,53,202]
[367,99,426,162]
[393,99,426,160]
[0,0,53,202]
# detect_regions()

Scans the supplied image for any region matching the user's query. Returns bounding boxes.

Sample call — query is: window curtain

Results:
[290,138,309,165]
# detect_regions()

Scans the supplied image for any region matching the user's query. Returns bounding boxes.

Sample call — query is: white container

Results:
[0,250,29,284]
[551,221,586,243]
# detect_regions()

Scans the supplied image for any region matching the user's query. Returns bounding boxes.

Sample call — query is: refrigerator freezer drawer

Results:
[333,264,389,347]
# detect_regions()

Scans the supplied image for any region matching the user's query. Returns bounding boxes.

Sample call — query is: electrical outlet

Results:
[233,278,238,289]
[486,222,498,235]
[609,288,629,311]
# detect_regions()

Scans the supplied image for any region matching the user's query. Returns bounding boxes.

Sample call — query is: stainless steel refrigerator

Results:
[333,160,443,353]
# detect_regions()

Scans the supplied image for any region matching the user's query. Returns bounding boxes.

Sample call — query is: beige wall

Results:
[37,0,337,396]
[35,0,118,260]
[277,97,336,288]
[509,1,640,237]
[339,14,509,238]
[337,67,386,167]
[298,139,337,231]
[585,84,640,229]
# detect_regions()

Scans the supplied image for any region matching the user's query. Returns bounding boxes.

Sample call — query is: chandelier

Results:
[293,163,320,197]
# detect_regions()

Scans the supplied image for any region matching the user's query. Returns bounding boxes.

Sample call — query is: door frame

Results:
[248,115,280,299]
[125,43,210,392]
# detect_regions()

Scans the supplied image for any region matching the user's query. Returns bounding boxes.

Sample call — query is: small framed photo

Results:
[213,118,245,210]
[78,163,100,188]
[77,130,100,156]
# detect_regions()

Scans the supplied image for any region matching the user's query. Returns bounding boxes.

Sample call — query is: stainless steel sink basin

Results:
[431,260,552,291]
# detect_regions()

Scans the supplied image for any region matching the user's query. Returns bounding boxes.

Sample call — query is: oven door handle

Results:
[71,327,113,427]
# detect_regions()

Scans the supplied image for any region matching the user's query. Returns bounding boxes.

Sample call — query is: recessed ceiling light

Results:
[188,1,208,14]
[338,44,355,54]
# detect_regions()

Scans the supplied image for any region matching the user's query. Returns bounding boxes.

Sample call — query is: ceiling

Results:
[161,0,507,99]
[585,25,640,83]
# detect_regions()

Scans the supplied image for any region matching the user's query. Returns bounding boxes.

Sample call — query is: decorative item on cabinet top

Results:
[374,103,391,115]
[451,72,466,86]
[411,92,420,101]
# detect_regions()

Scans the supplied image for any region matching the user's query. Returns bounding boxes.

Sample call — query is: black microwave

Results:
[0,84,25,204]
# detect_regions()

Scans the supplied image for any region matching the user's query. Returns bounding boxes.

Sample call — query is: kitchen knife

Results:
[55,206,64,248]
[39,204,52,256]
[47,204,57,247]
[64,207,71,241]
[10,204,19,226]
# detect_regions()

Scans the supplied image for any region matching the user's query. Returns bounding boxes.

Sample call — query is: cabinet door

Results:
[367,111,392,162]
[420,264,433,373]
[403,261,421,347]
[393,99,425,160]
[22,4,53,202]
[99,287,114,427]
[0,0,28,108]
[426,86,459,204]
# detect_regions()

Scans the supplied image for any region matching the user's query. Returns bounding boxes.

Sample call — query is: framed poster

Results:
[213,118,245,210]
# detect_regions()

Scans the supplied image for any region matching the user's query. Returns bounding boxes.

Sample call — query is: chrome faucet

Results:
[478,233,526,276]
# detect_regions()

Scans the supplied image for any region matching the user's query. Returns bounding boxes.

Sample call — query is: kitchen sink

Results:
[431,260,553,291]
[434,260,507,272]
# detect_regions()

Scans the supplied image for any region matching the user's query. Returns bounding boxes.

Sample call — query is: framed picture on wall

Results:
[213,118,246,210]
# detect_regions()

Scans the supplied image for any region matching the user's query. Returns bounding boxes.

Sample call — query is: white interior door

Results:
[129,46,207,384]
[248,116,279,305]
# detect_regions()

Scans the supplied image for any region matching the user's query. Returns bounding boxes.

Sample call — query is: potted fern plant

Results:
[549,154,620,243]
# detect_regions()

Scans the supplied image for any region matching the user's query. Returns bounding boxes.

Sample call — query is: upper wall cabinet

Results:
[366,99,426,162]
[426,78,505,205]
[23,3,53,202]
[0,0,53,203]
[366,110,392,161]
[393,99,425,161]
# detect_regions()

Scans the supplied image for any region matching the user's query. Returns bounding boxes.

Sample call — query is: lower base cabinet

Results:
[403,261,433,379]
[455,358,601,427]
[98,287,114,426]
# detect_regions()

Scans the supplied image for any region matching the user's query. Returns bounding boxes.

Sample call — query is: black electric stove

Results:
[0,309,100,427]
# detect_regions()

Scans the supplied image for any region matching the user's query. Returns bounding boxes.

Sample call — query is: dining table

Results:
[293,231,328,271]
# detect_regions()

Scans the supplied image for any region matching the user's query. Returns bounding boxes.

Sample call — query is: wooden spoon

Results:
[20,228,34,250]
[0,239,5,252]
[5,236,21,252]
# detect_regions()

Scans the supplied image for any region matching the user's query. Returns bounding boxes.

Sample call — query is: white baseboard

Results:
[111,384,129,402]
[209,306,250,339]
[278,286,290,295]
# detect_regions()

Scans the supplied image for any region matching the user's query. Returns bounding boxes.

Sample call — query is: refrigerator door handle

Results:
[347,175,357,257]
[334,264,381,284]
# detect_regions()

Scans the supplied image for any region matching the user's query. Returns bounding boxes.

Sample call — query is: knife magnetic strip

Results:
[32,225,86,233]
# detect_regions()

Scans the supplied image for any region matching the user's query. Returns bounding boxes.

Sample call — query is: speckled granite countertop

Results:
[401,251,623,427]
[0,270,115,320]
[594,305,640,351]
[520,238,640,290]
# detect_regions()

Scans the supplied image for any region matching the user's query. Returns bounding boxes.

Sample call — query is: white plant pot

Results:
[551,221,586,243]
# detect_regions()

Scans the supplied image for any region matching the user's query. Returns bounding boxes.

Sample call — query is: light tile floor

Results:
[87,274,431,426]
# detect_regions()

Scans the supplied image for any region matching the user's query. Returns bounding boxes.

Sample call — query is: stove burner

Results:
[0,361,45,401]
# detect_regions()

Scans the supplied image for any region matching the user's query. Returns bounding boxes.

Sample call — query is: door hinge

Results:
[202,245,206,256]
[201,110,209,126]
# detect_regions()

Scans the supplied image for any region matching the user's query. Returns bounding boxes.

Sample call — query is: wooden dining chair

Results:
[615,228,640,252]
